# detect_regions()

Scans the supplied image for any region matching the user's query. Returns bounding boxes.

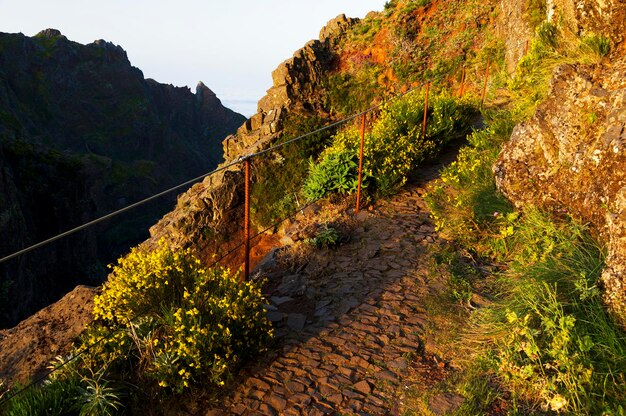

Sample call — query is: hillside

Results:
[0,29,245,327]
[2,0,626,414]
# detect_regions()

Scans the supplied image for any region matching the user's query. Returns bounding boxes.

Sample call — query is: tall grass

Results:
[490,210,626,414]
[423,22,625,412]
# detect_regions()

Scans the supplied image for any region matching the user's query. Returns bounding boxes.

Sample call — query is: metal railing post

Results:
[422,82,430,139]
[459,65,466,97]
[524,39,530,56]
[481,58,490,107]
[243,157,251,281]
[355,113,366,214]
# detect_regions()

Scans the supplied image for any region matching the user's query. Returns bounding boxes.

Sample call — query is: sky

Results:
[0,0,385,117]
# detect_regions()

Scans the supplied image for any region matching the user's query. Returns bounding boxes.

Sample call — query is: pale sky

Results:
[0,0,385,116]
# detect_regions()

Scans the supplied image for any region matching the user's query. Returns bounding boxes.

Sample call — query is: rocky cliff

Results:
[143,15,357,259]
[0,29,245,327]
[495,57,626,326]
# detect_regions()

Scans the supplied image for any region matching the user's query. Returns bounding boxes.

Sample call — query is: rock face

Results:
[548,0,626,47]
[0,29,245,327]
[146,16,356,257]
[496,0,626,72]
[222,14,356,162]
[494,58,626,326]
[495,1,536,72]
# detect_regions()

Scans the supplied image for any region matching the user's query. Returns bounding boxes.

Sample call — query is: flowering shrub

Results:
[310,90,476,198]
[83,241,272,392]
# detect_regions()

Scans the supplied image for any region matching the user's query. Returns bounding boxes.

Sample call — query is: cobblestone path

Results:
[206,167,451,415]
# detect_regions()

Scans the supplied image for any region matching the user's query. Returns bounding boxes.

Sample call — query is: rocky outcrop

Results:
[496,0,626,72]
[0,29,244,327]
[147,16,357,258]
[494,58,626,326]
[222,14,356,162]
[547,0,626,47]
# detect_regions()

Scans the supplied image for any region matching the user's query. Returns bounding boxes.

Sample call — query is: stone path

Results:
[206,165,453,415]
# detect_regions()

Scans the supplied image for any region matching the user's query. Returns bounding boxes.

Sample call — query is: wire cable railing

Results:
[0,82,420,266]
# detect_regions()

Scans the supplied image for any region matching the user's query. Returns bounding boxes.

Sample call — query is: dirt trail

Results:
[204,157,461,415]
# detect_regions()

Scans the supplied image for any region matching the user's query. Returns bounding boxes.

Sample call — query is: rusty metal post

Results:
[243,157,251,281]
[481,58,490,107]
[355,113,366,214]
[524,39,530,56]
[421,82,430,138]
[459,65,466,97]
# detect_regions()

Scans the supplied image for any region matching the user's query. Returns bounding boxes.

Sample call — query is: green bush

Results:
[580,34,611,58]
[82,241,273,393]
[302,149,363,202]
[536,21,559,51]
[307,225,341,249]
[318,90,476,198]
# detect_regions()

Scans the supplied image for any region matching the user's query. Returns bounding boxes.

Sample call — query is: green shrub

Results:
[536,21,559,51]
[318,90,476,198]
[302,149,364,202]
[307,225,341,249]
[82,241,273,392]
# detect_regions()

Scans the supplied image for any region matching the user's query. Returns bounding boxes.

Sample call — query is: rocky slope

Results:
[495,57,626,326]
[0,29,245,327]
[494,0,626,327]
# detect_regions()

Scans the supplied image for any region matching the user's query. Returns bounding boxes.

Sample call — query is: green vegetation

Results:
[303,149,363,202]
[424,110,626,414]
[2,241,273,414]
[2,378,82,416]
[420,18,626,414]
[580,34,611,58]
[307,224,341,249]
[311,90,476,200]
[250,114,334,227]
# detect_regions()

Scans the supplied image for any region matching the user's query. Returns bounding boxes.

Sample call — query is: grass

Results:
[418,19,626,413]
[1,378,81,416]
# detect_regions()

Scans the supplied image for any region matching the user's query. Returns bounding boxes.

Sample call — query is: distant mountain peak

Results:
[35,28,64,38]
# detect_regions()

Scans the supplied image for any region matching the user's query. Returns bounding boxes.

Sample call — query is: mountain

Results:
[2,0,626,412]
[0,29,245,327]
